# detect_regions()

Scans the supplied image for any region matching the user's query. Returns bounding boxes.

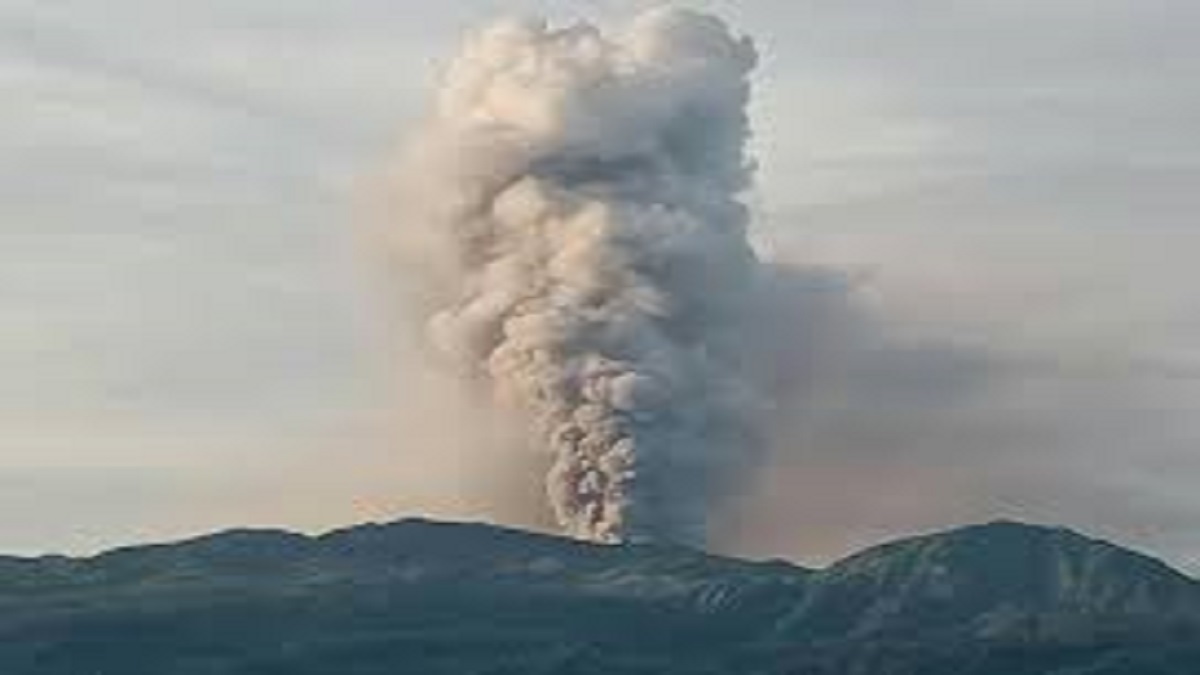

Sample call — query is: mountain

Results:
[767,521,1200,674]
[1,519,1197,675]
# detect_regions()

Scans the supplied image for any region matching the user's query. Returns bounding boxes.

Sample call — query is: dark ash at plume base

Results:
[394,9,767,546]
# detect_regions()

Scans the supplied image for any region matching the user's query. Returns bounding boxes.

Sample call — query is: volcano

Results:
[2,519,1199,674]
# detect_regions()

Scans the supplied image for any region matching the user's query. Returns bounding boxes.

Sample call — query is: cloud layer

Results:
[2,1,1197,572]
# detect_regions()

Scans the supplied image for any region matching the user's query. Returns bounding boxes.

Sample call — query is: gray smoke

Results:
[393,9,764,546]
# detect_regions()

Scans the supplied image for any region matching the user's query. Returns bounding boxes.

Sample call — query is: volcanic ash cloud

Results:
[394,9,764,546]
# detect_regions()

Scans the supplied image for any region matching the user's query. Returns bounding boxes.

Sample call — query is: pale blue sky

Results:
[4,1,1198,569]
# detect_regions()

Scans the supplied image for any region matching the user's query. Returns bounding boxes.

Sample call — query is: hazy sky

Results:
[4,1,1198,570]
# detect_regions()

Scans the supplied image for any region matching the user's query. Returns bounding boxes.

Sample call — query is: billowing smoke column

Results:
[397,9,763,546]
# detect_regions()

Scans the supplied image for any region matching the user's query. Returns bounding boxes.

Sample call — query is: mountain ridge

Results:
[2,518,1198,674]
[12,517,1191,578]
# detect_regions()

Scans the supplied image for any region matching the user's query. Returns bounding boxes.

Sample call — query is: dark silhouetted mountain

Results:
[1,519,1198,674]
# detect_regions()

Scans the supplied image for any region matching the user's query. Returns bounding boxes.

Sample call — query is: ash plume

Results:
[392,9,764,546]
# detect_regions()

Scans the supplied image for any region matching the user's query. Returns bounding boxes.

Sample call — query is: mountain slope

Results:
[764,521,1200,675]
[1,519,1197,675]
[775,520,1200,641]
[0,520,808,675]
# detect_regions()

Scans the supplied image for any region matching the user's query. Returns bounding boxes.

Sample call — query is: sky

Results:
[3,0,1198,570]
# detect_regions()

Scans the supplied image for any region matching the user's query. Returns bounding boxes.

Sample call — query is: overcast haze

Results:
[4,1,1198,571]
